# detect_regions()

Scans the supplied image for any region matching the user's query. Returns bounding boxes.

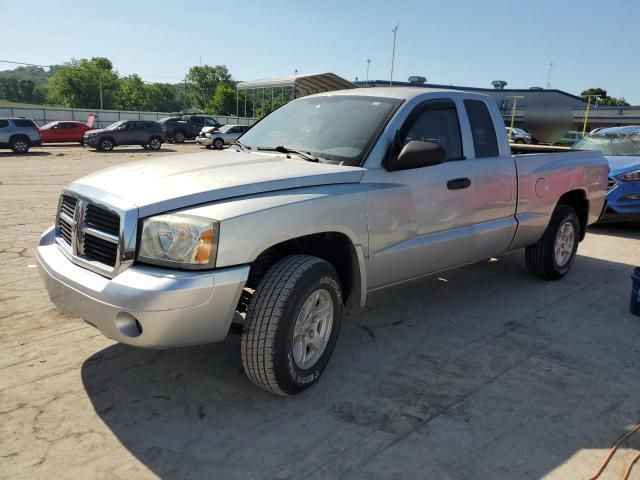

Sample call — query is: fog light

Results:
[115,312,143,338]
[623,193,640,201]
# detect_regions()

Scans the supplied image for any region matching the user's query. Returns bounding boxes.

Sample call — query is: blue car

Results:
[573,126,640,222]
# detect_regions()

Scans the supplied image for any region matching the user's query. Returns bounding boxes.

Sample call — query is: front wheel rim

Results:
[292,289,334,370]
[215,140,223,148]
[554,221,575,266]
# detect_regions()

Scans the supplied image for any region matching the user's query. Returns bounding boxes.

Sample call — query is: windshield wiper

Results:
[258,146,319,162]
[231,140,251,151]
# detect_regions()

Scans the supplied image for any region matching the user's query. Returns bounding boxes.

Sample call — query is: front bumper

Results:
[36,227,249,348]
[602,181,640,222]
[195,135,213,146]
[84,136,99,147]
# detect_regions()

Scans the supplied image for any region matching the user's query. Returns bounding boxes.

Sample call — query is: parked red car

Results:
[39,121,95,144]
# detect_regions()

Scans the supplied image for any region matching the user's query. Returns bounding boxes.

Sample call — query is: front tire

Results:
[99,138,114,152]
[10,136,30,153]
[213,138,224,150]
[525,205,580,280]
[241,255,343,395]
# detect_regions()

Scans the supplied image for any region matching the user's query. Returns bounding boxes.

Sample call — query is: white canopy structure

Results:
[235,73,355,117]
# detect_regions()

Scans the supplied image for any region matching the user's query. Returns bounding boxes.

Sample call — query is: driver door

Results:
[363,99,479,289]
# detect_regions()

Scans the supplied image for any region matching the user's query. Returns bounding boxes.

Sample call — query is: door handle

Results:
[447,178,471,190]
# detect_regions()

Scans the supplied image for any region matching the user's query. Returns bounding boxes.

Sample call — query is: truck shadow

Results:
[588,222,640,240]
[81,250,640,479]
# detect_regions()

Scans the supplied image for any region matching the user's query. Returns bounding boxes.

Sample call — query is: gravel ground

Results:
[1,143,639,479]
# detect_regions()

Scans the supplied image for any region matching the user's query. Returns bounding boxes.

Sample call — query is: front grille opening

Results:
[83,234,118,266]
[85,204,120,236]
[60,195,77,218]
[59,219,73,245]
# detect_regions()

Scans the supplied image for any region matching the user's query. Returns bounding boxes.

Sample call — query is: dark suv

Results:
[83,120,166,152]
[159,116,222,143]
[0,118,43,153]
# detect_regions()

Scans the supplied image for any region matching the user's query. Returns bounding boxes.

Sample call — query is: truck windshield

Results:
[573,133,640,156]
[239,95,401,165]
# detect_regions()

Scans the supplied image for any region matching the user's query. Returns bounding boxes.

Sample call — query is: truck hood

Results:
[70,149,365,216]
[605,155,640,176]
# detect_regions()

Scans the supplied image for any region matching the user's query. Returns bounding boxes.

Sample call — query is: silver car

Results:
[195,124,251,149]
[0,118,43,153]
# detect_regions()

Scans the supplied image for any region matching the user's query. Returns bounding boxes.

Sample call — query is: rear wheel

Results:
[148,137,162,150]
[174,131,185,143]
[10,136,30,153]
[241,255,343,395]
[525,205,580,280]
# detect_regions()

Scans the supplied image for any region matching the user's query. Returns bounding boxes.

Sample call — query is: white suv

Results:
[196,124,251,149]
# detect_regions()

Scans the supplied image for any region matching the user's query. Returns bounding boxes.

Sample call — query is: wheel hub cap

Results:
[554,221,575,267]
[292,289,334,369]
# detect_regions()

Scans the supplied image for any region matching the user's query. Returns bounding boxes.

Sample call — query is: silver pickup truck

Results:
[37,88,608,395]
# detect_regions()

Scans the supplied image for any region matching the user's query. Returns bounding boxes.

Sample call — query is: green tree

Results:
[116,74,147,110]
[146,83,181,112]
[18,80,35,102]
[187,65,232,110]
[47,57,119,109]
[206,82,238,115]
[581,88,630,106]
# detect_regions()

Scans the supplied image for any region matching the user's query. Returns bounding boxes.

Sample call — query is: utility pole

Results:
[98,70,103,111]
[390,24,399,86]
[506,95,524,142]
[546,61,553,89]
[366,58,371,87]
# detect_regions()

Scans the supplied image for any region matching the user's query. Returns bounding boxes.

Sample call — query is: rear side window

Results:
[14,119,37,128]
[464,100,499,158]
[403,102,463,161]
[0,120,9,128]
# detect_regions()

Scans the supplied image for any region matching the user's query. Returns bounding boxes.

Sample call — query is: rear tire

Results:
[525,205,580,280]
[10,136,30,153]
[241,255,343,395]
[174,131,185,143]
[148,137,162,150]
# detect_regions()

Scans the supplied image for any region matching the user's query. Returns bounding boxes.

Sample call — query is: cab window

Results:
[402,100,463,161]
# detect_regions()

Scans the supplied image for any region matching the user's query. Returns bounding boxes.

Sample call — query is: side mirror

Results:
[387,140,447,172]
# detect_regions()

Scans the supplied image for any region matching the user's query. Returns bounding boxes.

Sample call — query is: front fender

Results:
[179,184,369,268]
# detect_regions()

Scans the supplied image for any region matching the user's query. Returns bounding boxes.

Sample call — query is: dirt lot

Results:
[1,143,639,480]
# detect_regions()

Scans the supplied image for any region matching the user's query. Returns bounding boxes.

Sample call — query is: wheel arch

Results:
[245,232,366,309]
[555,189,588,241]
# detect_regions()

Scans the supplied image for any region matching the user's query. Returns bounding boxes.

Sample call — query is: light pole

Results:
[390,24,399,86]
[366,58,371,87]
[98,69,103,111]
[582,95,601,135]
[546,61,553,89]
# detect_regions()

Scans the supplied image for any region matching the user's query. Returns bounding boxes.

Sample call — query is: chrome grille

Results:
[85,204,119,236]
[55,193,123,274]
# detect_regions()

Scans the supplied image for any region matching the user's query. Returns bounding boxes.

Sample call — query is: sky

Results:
[2,0,639,103]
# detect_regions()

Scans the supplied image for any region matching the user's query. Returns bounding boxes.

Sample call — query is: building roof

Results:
[237,73,355,96]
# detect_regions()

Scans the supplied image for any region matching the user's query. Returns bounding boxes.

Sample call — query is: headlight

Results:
[617,169,640,182]
[137,214,219,268]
